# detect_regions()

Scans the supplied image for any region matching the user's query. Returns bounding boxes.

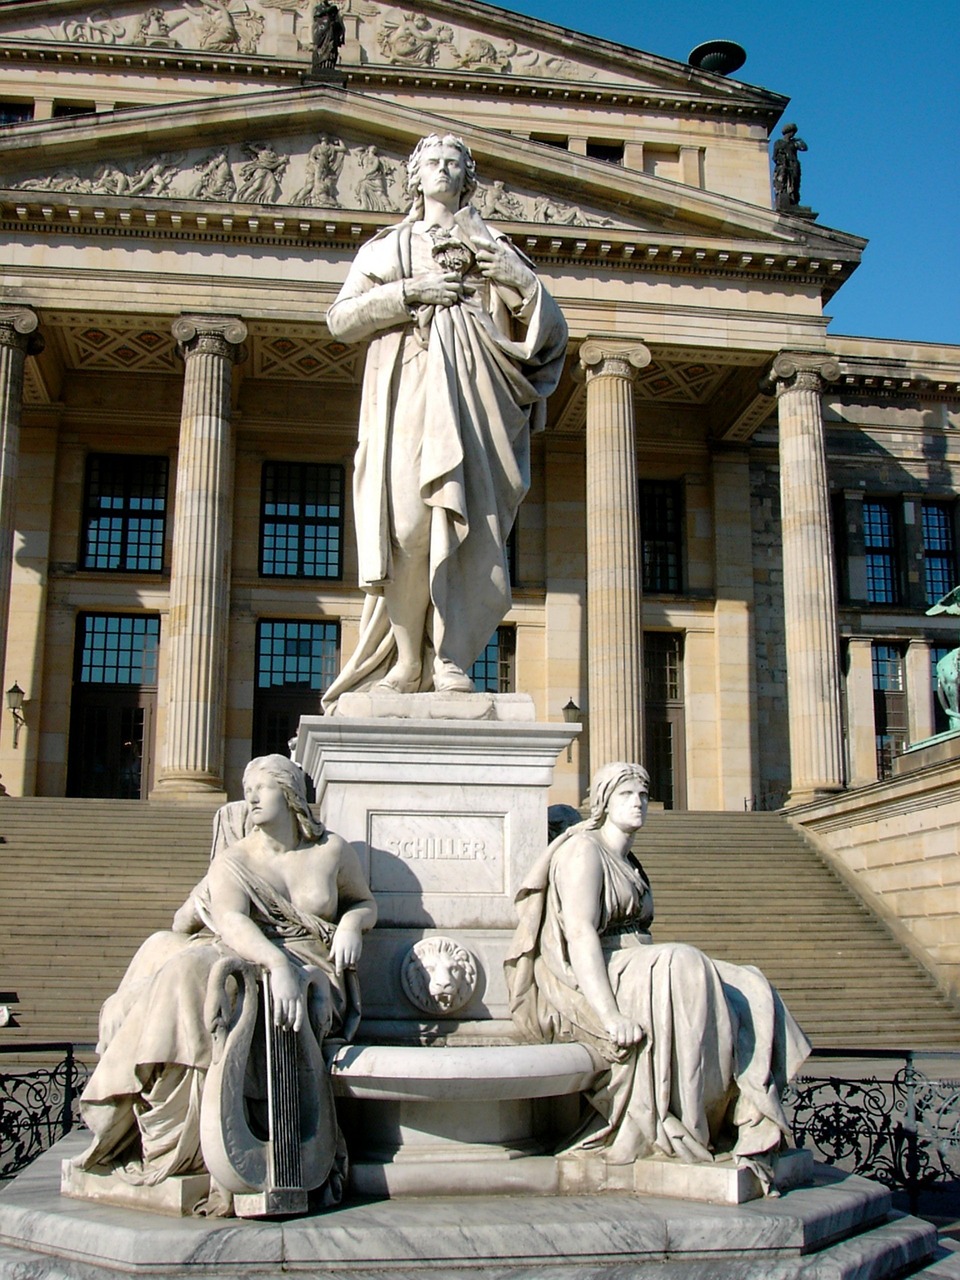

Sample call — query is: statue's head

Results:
[405,133,478,215]
[782,122,798,137]
[587,762,650,828]
[242,754,323,842]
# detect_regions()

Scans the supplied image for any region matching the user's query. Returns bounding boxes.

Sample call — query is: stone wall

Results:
[789,757,960,1004]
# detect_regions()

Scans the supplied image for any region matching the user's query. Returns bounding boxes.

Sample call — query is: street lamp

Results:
[6,682,25,750]
[561,697,582,763]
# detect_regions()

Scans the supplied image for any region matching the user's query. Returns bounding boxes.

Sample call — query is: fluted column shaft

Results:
[580,341,651,775]
[0,307,41,687]
[770,351,844,802]
[155,314,246,796]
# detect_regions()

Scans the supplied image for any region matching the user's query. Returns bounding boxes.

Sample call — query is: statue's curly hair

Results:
[405,133,478,216]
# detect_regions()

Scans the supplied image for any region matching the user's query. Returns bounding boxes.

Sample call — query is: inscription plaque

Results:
[369,812,505,895]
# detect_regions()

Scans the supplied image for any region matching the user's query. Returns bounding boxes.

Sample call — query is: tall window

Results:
[863,500,899,604]
[469,627,516,693]
[872,642,906,778]
[77,613,160,685]
[922,502,956,605]
[68,614,161,798]
[253,620,340,760]
[639,480,682,593]
[256,620,340,693]
[82,454,168,572]
[260,462,343,579]
[644,632,685,810]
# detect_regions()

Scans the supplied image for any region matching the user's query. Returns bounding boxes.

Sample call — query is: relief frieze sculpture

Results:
[9,142,625,228]
[236,141,289,203]
[368,8,594,78]
[182,0,264,53]
[290,135,345,207]
[45,1,265,55]
[22,1,600,80]
[130,7,187,46]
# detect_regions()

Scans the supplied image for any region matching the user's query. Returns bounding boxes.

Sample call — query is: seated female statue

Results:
[72,755,377,1212]
[506,762,810,1184]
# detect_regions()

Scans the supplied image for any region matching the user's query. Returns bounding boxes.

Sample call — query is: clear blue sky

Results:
[501,0,959,346]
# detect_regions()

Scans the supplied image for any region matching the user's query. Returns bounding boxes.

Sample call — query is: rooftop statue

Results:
[772,122,808,212]
[506,763,811,1185]
[67,755,376,1216]
[311,1,345,72]
[324,133,567,704]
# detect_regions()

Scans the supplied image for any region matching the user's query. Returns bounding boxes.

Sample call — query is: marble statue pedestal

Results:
[293,695,579,1040]
[294,697,584,1196]
[1,1135,954,1279]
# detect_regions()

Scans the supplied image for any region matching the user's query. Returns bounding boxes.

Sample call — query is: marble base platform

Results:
[557,1146,814,1205]
[2,1135,957,1279]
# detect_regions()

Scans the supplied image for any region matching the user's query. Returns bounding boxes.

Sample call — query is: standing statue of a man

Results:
[772,122,808,211]
[324,133,567,705]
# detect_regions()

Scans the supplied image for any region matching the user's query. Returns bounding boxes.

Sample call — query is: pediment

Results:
[0,0,784,113]
[0,86,865,271]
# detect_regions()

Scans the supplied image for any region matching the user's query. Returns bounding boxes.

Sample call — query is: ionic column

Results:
[767,351,844,803]
[0,307,41,682]
[154,314,246,798]
[579,340,651,774]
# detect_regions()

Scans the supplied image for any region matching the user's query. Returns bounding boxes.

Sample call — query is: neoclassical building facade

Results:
[0,0,957,811]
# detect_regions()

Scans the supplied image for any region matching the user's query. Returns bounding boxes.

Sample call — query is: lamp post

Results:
[6,681,24,749]
[562,697,582,764]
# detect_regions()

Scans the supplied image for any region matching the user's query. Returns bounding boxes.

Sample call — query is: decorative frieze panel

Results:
[33,315,363,385]
[47,317,180,373]
[8,138,628,228]
[0,0,631,83]
[251,332,362,383]
[367,7,595,79]
[554,351,745,432]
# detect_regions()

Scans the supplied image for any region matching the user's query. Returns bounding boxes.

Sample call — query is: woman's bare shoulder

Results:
[552,830,603,883]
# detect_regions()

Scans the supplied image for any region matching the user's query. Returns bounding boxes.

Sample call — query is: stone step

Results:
[1,799,959,1053]
[0,1137,944,1279]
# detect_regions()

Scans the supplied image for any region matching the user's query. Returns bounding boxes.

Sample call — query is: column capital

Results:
[172,313,247,361]
[762,350,840,396]
[0,306,43,356]
[576,340,652,384]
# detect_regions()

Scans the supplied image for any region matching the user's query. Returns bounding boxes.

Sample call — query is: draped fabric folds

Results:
[323,215,567,706]
[75,856,347,1199]
[505,826,811,1181]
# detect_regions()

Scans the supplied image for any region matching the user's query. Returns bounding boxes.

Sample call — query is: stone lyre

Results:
[200,958,340,1217]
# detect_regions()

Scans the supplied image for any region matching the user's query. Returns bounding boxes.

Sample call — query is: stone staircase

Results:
[1,799,959,1052]
[640,810,960,1051]
[0,798,216,1048]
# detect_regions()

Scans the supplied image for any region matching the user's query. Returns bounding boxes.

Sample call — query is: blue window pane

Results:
[260,462,343,580]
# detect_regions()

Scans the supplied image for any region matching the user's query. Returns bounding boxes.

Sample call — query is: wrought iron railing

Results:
[0,1043,92,1182]
[0,1042,958,1218]
[784,1049,960,1217]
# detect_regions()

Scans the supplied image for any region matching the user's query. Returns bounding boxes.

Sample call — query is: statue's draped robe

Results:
[76,856,346,1193]
[323,214,567,705]
[505,827,811,1182]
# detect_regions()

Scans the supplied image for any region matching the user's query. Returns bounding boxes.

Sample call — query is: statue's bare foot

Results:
[433,659,476,693]
[375,661,421,694]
